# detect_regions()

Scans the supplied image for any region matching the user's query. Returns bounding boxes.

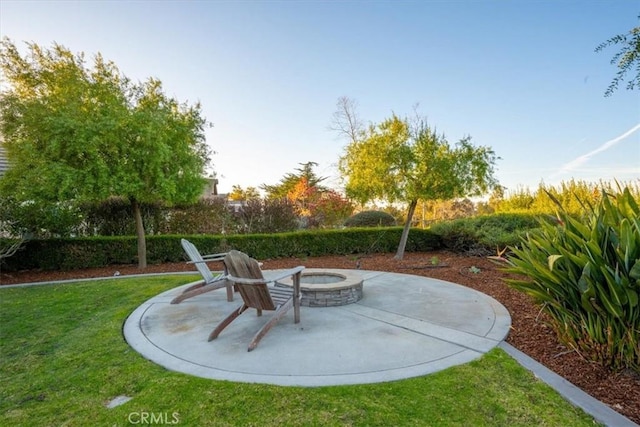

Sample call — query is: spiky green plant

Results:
[505,187,640,372]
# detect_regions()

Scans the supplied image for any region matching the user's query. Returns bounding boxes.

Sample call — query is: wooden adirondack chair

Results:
[171,239,233,304]
[208,250,304,351]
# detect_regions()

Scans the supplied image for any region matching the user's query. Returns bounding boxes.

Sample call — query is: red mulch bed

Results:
[2,250,638,423]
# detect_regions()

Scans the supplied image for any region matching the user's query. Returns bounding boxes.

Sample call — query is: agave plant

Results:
[505,187,639,372]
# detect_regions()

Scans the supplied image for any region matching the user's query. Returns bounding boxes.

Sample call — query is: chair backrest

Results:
[181,239,216,283]
[224,250,276,311]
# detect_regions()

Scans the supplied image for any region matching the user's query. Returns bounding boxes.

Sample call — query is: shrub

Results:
[0,236,138,271]
[493,179,640,215]
[80,197,165,236]
[234,198,299,234]
[309,190,354,229]
[430,213,539,255]
[0,197,83,238]
[505,188,640,372]
[0,228,442,271]
[161,199,234,235]
[344,211,396,228]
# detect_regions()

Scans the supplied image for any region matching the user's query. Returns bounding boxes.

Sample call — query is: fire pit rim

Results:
[275,268,363,292]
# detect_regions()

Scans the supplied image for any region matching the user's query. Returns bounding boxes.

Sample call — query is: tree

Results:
[595,16,640,96]
[286,176,316,216]
[311,189,354,228]
[0,39,210,268]
[229,185,260,201]
[260,162,353,228]
[0,238,22,262]
[0,209,25,266]
[338,111,498,259]
[330,96,364,144]
[261,161,327,199]
[233,198,298,234]
[422,198,476,222]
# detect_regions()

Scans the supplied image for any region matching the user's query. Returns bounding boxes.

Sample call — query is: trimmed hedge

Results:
[1,236,139,271]
[344,210,397,227]
[2,227,441,272]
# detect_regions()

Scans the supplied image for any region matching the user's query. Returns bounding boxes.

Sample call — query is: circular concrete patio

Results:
[123,269,511,387]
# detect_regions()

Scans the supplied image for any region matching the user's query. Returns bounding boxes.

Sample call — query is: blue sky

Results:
[1,0,638,196]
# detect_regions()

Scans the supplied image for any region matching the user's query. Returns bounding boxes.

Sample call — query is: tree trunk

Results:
[132,198,147,269]
[394,199,418,260]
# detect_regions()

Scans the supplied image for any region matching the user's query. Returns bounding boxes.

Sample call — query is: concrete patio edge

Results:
[499,342,637,427]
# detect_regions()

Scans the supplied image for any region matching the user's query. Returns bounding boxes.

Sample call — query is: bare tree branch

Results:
[330,96,364,144]
[0,238,23,260]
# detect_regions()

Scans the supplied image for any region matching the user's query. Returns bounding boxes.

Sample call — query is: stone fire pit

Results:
[275,268,364,307]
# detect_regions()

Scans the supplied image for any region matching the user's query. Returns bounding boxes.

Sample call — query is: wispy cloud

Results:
[549,123,640,180]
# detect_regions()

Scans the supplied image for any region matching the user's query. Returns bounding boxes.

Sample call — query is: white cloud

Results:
[549,123,640,180]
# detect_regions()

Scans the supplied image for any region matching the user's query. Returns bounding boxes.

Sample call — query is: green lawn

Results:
[1,276,599,426]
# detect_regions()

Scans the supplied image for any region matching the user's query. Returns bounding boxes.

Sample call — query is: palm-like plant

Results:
[505,187,639,371]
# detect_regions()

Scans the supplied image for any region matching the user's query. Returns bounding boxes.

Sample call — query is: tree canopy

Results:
[261,161,327,199]
[337,102,499,259]
[229,185,261,201]
[0,38,211,267]
[260,162,353,227]
[595,15,640,96]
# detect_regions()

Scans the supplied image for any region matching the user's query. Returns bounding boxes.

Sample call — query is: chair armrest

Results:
[187,257,225,265]
[229,266,304,285]
[201,252,228,260]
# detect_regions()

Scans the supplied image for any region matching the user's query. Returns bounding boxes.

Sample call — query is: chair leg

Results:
[208,304,248,341]
[225,280,234,302]
[223,267,234,302]
[247,299,293,351]
[292,271,301,324]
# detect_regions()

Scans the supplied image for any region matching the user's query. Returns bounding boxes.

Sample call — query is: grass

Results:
[1,276,599,426]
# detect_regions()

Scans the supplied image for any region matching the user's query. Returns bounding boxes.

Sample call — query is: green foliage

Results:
[228,185,261,201]
[337,109,498,258]
[419,198,476,224]
[505,188,640,372]
[339,115,498,205]
[344,210,397,227]
[595,15,640,96]
[80,197,165,236]
[0,39,210,206]
[260,162,352,229]
[261,161,327,199]
[233,198,299,234]
[379,204,406,224]
[430,213,540,255]
[310,189,354,228]
[0,38,210,267]
[492,186,535,212]
[205,227,439,265]
[160,199,234,235]
[0,239,23,263]
[1,237,136,271]
[492,179,640,216]
[6,197,299,237]
[0,197,83,238]
[0,228,442,272]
